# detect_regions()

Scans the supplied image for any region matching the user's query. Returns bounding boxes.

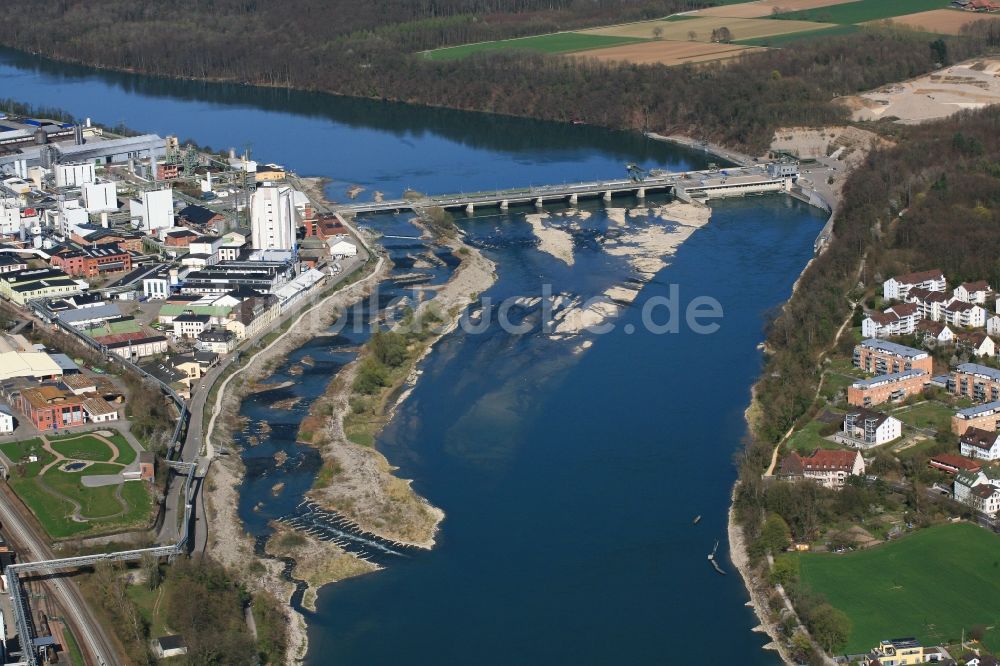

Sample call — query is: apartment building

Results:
[950,363,1000,402]
[953,280,991,304]
[861,302,920,338]
[943,300,987,329]
[954,468,1000,518]
[907,287,951,321]
[883,269,946,301]
[839,409,902,448]
[847,370,928,407]
[952,400,1000,435]
[853,339,933,376]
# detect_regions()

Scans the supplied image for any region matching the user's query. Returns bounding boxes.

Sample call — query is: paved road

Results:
[0,489,121,666]
[162,251,368,553]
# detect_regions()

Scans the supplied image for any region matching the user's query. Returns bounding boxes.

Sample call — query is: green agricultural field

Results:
[424,33,647,61]
[772,0,951,25]
[799,523,1000,653]
[735,24,860,47]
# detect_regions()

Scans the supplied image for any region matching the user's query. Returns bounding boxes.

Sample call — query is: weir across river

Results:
[332,162,801,215]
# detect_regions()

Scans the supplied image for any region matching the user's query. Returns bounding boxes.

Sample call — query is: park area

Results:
[799,523,1000,654]
[423,0,974,66]
[0,431,151,538]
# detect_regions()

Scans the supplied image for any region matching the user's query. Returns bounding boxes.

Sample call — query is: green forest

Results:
[2,1,999,151]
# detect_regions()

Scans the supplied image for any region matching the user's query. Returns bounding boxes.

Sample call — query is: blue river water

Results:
[0,47,826,664]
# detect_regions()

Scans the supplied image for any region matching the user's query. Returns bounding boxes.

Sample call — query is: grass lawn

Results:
[120,481,153,525]
[127,582,169,638]
[735,24,860,46]
[61,625,85,666]
[786,419,844,453]
[0,439,53,475]
[424,33,647,61]
[820,372,857,401]
[6,449,150,538]
[799,523,1000,654]
[8,477,85,537]
[772,0,951,24]
[892,401,952,433]
[50,436,116,463]
[107,434,137,466]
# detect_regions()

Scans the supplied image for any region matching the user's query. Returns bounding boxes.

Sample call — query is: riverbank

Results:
[299,213,497,548]
[203,253,389,664]
[724,124,883,665]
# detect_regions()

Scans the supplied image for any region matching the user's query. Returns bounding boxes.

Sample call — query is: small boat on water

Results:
[707,540,726,575]
[692,515,702,525]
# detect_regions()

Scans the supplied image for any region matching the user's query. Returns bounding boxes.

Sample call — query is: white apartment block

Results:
[944,301,987,329]
[953,280,991,305]
[883,269,945,301]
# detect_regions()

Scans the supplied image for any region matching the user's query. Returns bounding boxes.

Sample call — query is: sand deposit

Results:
[526,213,575,266]
[841,59,1000,125]
[605,202,712,277]
[604,286,640,304]
[606,207,627,227]
[552,298,619,336]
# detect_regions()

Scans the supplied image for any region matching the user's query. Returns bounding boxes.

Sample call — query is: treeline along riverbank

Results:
[733,104,1000,660]
[3,0,1000,151]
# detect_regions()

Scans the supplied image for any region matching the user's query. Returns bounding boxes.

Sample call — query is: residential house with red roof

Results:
[960,427,1000,461]
[953,280,991,305]
[779,449,865,489]
[862,302,920,338]
[927,453,982,475]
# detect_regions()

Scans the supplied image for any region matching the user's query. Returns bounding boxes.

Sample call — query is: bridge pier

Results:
[499,200,508,210]
[568,193,578,205]
[465,203,474,214]
[534,197,544,209]
[636,187,646,199]
[603,190,612,203]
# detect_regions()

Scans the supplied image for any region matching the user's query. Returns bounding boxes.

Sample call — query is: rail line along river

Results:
[0,46,826,664]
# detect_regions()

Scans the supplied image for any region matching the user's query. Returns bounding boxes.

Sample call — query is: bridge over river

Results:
[332,163,800,216]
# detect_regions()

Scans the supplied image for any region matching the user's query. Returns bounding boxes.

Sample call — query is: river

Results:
[0,47,826,664]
